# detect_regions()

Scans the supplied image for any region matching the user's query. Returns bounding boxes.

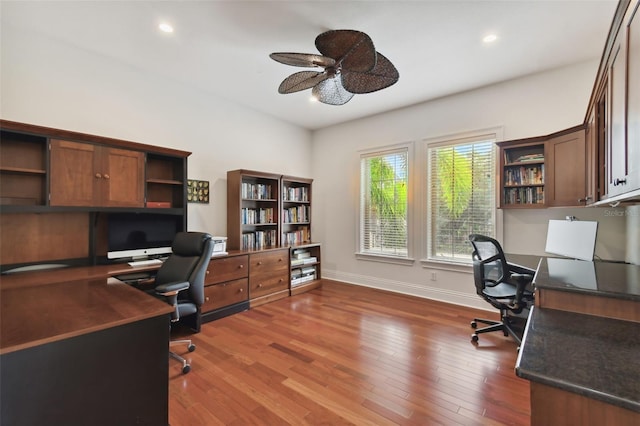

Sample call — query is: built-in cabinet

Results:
[586,0,640,204]
[0,120,190,270]
[500,1,640,208]
[497,126,587,208]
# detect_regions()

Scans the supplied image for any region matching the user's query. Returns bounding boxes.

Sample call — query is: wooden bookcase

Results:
[281,175,313,245]
[498,140,546,208]
[226,169,280,250]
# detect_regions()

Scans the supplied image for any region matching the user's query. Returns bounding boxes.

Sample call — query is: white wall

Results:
[311,61,628,310]
[1,26,312,237]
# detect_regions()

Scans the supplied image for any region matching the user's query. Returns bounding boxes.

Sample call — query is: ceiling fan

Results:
[269,29,399,105]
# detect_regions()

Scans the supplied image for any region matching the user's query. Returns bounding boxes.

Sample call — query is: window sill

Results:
[355,252,415,266]
[419,258,472,273]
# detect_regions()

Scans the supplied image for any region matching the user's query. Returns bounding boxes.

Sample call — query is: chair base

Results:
[169,339,196,374]
[470,313,523,346]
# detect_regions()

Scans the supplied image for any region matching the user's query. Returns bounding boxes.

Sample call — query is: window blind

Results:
[360,148,409,257]
[428,138,495,262]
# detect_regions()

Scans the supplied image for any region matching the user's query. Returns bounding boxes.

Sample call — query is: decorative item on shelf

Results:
[187,179,210,203]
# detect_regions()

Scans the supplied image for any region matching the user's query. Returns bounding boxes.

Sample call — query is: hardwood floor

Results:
[168,280,530,425]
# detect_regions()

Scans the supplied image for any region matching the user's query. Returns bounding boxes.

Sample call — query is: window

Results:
[426,133,497,263]
[358,146,411,261]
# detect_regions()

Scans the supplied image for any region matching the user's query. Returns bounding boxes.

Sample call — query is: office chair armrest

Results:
[508,263,536,276]
[155,280,190,296]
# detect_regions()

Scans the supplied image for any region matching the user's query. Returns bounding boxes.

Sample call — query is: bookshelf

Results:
[498,140,546,208]
[290,243,322,296]
[281,175,313,246]
[227,169,280,250]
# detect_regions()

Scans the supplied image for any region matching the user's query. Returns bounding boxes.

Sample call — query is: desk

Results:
[515,258,640,426]
[0,269,173,426]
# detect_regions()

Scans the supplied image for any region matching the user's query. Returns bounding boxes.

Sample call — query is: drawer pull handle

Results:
[205,296,210,301]
[95,173,102,179]
[206,270,210,274]
[103,174,110,180]
[239,288,244,293]
[257,261,263,265]
[239,264,244,269]
[258,284,263,288]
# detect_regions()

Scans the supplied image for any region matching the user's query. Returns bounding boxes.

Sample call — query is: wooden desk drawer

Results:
[249,272,289,299]
[203,278,248,312]
[249,250,289,277]
[205,255,248,285]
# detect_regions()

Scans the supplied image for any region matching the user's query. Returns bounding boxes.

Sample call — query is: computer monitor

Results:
[107,213,183,261]
[545,219,598,261]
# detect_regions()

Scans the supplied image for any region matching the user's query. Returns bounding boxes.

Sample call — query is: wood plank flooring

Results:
[168,280,530,425]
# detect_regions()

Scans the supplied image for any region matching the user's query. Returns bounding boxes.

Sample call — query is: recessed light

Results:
[483,34,498,43]
[159,23,174,33]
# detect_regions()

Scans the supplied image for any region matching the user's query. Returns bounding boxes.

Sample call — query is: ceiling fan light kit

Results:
[270,29,399,105]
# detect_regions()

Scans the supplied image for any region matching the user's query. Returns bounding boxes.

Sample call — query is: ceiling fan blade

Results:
[278,71,328,94]
[312,76,354,105]
[315,30,376,73]
[341,52,399,94]
[269,52,335,68]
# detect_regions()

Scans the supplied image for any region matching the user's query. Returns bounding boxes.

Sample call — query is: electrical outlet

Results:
[430,271,437,281]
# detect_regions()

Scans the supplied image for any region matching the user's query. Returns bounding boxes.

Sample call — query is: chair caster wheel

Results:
[188,343,196,352]
[471,334,479,343]
[182,364,191,374]
[470,321,477,329]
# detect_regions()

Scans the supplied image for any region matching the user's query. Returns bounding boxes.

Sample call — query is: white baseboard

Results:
[323,270,494,312]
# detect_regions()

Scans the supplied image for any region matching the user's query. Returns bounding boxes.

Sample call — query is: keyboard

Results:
[128,258,163,267]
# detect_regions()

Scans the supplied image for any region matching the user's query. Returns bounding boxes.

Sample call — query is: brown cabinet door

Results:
[50,140,144,207]
[50,139,99,206]
[100,147,144,207]
[609,39,627,196]
[546,129,587,207]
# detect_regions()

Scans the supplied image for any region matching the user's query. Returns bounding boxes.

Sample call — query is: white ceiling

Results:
[2,0,619,130]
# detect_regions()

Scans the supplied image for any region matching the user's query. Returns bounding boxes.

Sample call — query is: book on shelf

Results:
[282,185,309,202]
[292,250,310,259]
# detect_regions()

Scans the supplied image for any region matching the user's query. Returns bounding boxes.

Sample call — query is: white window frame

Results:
[356,142,415,266]
[419,127,503,271]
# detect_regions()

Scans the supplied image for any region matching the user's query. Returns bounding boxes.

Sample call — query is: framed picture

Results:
[187,179,210,203]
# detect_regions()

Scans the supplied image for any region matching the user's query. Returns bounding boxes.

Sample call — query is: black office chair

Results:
[468,234,535,345]
[154,232,213,374]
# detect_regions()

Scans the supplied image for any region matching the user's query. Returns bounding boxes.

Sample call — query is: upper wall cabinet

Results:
[587,0,640,204]
[0,120,190,212]
[50,139,145,207]
[497,126,586,208]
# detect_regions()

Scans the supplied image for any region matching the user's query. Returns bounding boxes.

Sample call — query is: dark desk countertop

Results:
[0,277,173,355]
[535,257,640,302]
[516,307,640,413]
